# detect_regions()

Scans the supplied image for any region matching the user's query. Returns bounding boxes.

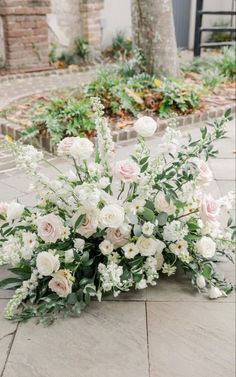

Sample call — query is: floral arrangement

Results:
[0,99,235,324]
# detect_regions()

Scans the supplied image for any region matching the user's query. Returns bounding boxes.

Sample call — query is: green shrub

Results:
[112,32,133,58]
[200,68,225,89]
[216,46,236,80]
[74,37,90,61]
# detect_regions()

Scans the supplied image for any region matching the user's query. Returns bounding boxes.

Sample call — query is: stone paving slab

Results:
[147,302,235,377]
[2,302,149,377]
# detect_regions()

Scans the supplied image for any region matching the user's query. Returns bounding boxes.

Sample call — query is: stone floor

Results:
[0,119,235,377]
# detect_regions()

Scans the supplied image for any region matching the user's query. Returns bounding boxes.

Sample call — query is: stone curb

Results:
[0,64,97,84]
[0,103,235,154]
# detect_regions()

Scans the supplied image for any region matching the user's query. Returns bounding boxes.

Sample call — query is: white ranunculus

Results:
[49,269,73,298]
[155,251,164,270]
[196,236,216,259]
[7,202,24,222]
[69,137,94,161]
[99,240,114,255]
[36,252,60,276]
[196,275,206,289]
[154,192,176,214]
[122,243,139,259]
[136,236,158,256]
[134,116,157,138]
[209,286,223,299]
[99,204,124,229]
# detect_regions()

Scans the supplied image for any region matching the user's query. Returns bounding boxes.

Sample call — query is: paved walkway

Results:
[0,120,235,377]
[0,70,96,110]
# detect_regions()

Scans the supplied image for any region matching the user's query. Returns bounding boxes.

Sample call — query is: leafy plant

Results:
[49,43,58,63]
[208,20,236,43]
[112,31,133,58]
[216,46,236,80]
[200,67,225,90]
[74,37,90,61]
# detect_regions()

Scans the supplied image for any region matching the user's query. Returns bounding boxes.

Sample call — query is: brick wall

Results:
[0,0,51,72]
[79,0,104,56]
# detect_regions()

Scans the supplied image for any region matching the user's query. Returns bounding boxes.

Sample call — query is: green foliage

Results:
[74,37,90,61]
[200,67,225,89]
[112,31,133,58]
[48,43,58,63]
[31,97,95,144]
[216,46,236,80]
[208,21,236,43]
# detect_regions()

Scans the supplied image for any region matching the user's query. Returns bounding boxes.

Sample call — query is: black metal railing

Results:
[194,0,236,56]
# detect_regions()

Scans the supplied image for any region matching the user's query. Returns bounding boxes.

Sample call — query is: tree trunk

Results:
[131,0,179,77]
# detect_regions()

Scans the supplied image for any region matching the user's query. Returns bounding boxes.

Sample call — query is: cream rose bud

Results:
[196,275,206,289]
[74,238,85,250]
[192,158,213,184]
[64,249,74,263]
[154,192,176,215]
[57,137,76,156]
[48,269,73,298]
[200,194,219,224]
[196,236,216,258]
[155,251,164,270]
[36,251,60,276]
[134,116,157,138]
[7,202,24,222]
[37,214,65,243]
[99,240,113,255]
[115,159,140,183]
[209,286,223,299]
[99,204,124,229]
[69,137,94,161]
[136,236,158,256]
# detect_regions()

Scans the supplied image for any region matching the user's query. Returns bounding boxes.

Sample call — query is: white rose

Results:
[49,269,73,298]
[155,251,164,270]
[99,204,124,229]
[7,202,24,222]
[57,137,75,156]
[74,238,85,250]
[156,239,166,253]
[196,275,206,289]
[69,137,94,161]
[209,286,223,299]
[36,251,60,276]
[37,214,65,243]
[136,236,158,256]
[134,116,157,138]
[196,236,216,259]
[154,192,176,214]
[99,240,113,255]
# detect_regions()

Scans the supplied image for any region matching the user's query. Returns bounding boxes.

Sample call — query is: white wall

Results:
[0,17,5,67]
[189,0,234,48]
[47,0,81,53]
[101,0,132,48]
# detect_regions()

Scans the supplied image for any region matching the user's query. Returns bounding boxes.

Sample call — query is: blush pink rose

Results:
[115,159,140,183]
[200,194,219,224]
[72,208,98,238]
[37,214,64,243]
[192,158,213,184]
[106,227,130,249]
[49,270,73,298]
[57,137,76,156]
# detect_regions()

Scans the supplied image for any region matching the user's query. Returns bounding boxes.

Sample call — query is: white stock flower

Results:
[142,222,155,236]
[69,137,94,161]
[74,183,101,208]
[36,252,60,276]
[196,275,206,289]
[122,243,139,259]
[154,192,176,215]
[136,278,147,290]
[134,116,157,138]
[136,236,158,256]
[99,240,114,255]
[7,202,24,222]
[163,221,188,243]
[196,236,216,259]
[99,204,124,229]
